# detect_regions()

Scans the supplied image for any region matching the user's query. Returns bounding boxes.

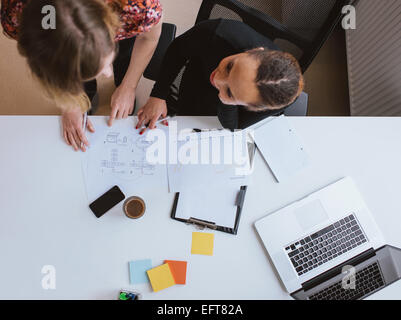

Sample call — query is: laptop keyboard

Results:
[285,214,367,276]
[308,262,385,300]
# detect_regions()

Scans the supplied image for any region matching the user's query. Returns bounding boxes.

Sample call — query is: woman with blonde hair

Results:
[1,0,162,151]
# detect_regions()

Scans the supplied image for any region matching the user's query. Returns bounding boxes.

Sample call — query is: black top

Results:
[151,19,284,130]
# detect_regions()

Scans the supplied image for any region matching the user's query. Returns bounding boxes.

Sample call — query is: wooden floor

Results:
[0,0,350,117]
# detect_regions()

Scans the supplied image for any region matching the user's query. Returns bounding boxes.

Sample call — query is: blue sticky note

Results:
[129,259,152,284]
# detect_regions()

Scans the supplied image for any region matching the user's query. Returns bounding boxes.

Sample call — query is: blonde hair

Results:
[18,0,120,112]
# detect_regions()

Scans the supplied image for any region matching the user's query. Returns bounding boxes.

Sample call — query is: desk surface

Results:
[1,116,401,300]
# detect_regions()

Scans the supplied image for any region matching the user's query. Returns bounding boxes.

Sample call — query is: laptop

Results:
[255,177,401,300]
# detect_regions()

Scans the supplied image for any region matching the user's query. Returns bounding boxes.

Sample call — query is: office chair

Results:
[196,0,353,73]
[144,0,351,117]
[143,23,177,80]
[284,92,308,116]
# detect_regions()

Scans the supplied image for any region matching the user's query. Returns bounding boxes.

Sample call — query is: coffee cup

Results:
[123,196,146,219]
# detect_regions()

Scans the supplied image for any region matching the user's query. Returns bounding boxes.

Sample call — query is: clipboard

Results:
[170,186,247,235]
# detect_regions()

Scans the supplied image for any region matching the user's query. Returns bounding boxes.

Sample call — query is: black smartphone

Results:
[89,186,125,218]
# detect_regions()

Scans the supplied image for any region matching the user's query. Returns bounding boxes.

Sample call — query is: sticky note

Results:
[147,263,176,292]
[164,260,188,284]
[191,232,214,256]
[129,259,152,284]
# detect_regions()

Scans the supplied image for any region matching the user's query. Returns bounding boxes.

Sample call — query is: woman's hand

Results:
[110,19,162,128]
[108,84,136,126]
[136,97,168,133]
[62,107,95,152]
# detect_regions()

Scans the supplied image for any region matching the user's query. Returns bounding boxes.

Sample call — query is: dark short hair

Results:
[246,49,304,111]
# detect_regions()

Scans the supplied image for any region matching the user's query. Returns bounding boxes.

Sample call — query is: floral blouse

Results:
[0,0,162,41]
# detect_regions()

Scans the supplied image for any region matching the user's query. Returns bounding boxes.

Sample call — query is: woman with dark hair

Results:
[1,0,162,151]
[137,19,304,131]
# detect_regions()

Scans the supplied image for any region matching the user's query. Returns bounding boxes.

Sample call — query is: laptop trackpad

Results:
[294,200,329,231]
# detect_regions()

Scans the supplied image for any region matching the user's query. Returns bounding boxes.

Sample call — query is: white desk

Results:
[1,116,401,300]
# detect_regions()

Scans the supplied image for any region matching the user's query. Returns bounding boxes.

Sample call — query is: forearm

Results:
[120,21,162,90]
[120,36,158,90]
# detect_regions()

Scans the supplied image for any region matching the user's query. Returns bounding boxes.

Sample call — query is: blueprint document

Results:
[81,117,169,202]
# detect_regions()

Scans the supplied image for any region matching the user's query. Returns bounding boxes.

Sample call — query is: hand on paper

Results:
[108,84,136,127]
[136,97,168,134]
[62,108,95,152]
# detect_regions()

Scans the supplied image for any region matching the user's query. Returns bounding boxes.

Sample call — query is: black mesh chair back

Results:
[144,23,177,80]
[195,0,353,73]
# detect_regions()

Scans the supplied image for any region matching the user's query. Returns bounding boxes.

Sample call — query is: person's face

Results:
[210,53,260,106]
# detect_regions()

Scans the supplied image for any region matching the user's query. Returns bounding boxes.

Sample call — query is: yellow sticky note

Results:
[191,232,214,256]
[146,263,176,292]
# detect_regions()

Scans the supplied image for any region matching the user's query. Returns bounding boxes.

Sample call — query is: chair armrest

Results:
[283,92,309,116]
[143,23,177,81]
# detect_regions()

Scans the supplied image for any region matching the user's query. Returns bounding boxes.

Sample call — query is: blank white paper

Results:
[174,184,240,228]
[253,115,309,182]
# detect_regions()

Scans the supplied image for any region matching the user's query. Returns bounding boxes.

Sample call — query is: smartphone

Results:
[89,186,125,218]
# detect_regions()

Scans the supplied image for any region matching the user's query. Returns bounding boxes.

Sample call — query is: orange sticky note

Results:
[164,260,188,285]
[146,263,176,292]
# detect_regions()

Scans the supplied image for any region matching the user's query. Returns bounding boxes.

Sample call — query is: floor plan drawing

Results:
[81,119,169,202]
[96,131,159,181]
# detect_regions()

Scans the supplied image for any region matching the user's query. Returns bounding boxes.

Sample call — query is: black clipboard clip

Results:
[186,217,218,230]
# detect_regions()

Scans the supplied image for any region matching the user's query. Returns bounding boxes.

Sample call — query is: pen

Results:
[192,128,225,133]
[138,115,171,130]
[81,112,87,148]
[138,115,176,135]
